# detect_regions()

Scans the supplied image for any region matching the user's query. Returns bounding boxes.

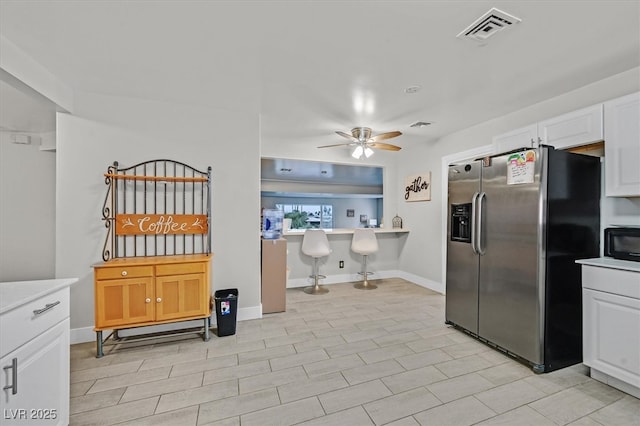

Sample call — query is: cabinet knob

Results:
[121,270,128,276]
[156,297,162,303]
[145,298,151,303]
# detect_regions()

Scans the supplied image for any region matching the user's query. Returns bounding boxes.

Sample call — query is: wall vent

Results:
[11,134,31,144]
[410,121,432,128]
[457,8,521,42]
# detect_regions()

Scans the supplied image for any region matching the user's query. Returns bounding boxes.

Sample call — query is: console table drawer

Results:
[95,265,153,280]
[156,262,206,276]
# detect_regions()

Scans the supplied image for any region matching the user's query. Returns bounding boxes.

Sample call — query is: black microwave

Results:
[604,227,640,262]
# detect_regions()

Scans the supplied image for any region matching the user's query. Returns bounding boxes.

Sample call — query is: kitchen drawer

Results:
[95,265,153,280]
[0,287,69,358]
[156,262,206,276]
[581,265,640,299]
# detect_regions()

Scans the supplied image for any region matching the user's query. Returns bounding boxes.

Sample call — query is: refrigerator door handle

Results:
[477,192,486,255]
[471,191,480,254]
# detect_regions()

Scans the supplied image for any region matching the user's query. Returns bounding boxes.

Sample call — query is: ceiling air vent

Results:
[457,8,521,42]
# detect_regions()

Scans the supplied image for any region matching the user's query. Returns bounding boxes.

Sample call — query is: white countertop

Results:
[576,257,640,273]
[283,228,409,236]
[0,278,78,315]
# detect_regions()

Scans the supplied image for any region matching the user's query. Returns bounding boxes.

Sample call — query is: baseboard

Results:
[394,270,445,294]
[287,269,444,294]
[70,304,264,344]
[70,326,97,344]
[286,270,402,288]
[590,368,640,399]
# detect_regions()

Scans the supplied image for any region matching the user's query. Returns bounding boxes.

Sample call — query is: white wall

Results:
[602,197,640,229]
[259,144,401,237]
[55,92,260,339]
[395,67,640,292]
[600,160,640,255]
[0,132,56,281]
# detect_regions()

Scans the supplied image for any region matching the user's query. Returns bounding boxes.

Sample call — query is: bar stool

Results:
[351,228,378,290]
[302,229,332,295]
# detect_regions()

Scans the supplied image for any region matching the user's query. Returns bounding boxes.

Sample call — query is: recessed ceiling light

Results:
[410,121,432,128]
[404,85,421,94]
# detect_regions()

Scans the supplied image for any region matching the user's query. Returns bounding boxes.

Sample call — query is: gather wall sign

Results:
[404,172,431,202]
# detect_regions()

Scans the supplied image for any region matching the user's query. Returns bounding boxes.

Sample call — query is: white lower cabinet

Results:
[580,261,640,398]
[0,281,73,426]
[1,320,70,425]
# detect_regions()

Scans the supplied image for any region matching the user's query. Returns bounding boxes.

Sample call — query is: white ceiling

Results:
[1,1,639,150]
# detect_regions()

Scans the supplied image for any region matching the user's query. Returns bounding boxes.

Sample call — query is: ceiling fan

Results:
[318,127,402,159]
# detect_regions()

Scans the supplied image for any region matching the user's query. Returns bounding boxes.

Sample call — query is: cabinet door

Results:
[1,319,69,426]
[95,277,154,328]
[583,288,640,388]
[155,273,209,321]
[538,104,603,150]
[604,92,640,197]
[492,124,537,154]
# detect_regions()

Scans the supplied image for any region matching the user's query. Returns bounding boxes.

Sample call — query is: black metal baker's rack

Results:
[102,159,212,260]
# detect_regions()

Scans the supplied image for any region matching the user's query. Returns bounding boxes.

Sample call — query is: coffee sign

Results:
[115,214,208,236]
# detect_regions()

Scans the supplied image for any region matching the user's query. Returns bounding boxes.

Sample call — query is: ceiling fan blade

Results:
[369,131,402,142]
[317,142,356,148]
[369,142,402,151]
[336,131,359,142]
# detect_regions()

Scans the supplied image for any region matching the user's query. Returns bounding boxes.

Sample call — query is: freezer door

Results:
[478,149,544,365]
[445,162,481,334]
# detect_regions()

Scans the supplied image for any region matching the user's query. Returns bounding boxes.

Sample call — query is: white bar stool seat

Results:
[302,229,332,295]
[351,228,379,290]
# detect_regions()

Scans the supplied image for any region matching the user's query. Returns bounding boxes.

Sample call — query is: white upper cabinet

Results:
[604,92,640,197]
[492,124,538,154]
[493,104,604,155]
[538,104,603,150]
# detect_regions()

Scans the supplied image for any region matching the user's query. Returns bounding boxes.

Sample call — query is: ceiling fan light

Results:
[352,145,364,159]
[364,147,374,158]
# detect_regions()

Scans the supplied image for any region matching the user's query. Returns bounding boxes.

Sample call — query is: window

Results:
[276,204,333,229]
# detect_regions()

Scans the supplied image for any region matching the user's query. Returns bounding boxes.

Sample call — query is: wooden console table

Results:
[96,159,213,357]
[93,254,212,357]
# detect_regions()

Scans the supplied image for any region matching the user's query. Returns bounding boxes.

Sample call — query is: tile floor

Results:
[69,278,640,425]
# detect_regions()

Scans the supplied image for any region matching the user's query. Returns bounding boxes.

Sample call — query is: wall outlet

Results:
[339,260,344,268]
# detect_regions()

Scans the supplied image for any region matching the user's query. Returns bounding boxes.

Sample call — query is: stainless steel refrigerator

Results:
[445,146,600,373]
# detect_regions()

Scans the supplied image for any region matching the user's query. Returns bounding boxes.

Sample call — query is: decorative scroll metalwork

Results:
[102,159,212,261]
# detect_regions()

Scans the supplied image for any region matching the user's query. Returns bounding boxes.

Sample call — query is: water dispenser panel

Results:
[451,203,472,243]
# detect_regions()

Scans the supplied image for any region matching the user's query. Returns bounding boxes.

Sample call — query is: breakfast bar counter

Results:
[284,228,409,236]
[282,228,409,288]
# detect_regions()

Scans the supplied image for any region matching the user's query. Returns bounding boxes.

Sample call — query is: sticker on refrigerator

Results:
[507,150,536,185]
[221,301,231,315]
